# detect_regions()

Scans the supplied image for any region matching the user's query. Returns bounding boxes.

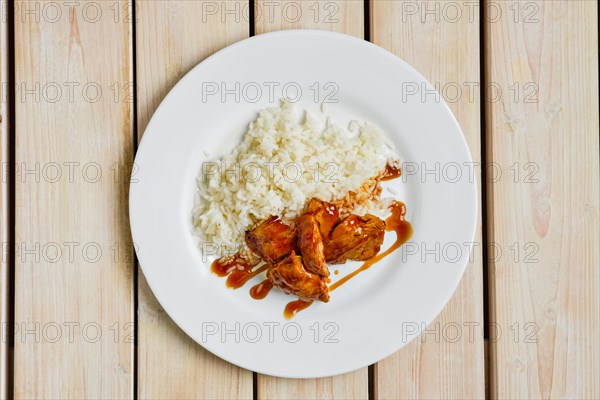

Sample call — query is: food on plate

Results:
[325,214,386,264]
[329,200,411,292]
[306,198,339,240]
[193,101,393,249]
[267,251,330,302]
[295,212,329,277]
[194,102,412,318]
[245,216,296,263]
[248,199,387,302]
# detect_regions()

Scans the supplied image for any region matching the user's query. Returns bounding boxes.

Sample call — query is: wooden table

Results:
[1,1,598,398]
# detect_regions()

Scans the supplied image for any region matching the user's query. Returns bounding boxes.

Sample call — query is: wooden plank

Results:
[255,1,367,399]
[255,0,363,35]
[14,1,134,398]
[485,1,599,398]
[135,2,253,399]
[0,9,9,399]
[371,1,485,398]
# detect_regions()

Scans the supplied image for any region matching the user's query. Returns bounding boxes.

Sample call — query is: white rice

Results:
[193,102,396,252]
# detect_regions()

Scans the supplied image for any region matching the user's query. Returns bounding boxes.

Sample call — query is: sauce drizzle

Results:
[226,264,268,289]
[284,299,313,320]
[211,255,251,277]
[330,201,412,291]
[250,279,273,299]
[381,163,402,181]
[211,256,267,289]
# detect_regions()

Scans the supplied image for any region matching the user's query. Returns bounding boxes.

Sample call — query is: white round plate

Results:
[130,30,477,378]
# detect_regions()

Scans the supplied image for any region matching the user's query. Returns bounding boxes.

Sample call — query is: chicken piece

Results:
[306,198,339,238]
[324,214,386,264]
[267,251,330,302]
[245,216,296,263]
[296,212,329,277]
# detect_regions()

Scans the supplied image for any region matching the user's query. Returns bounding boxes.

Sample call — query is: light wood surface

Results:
[14,1,134,398]
[1,0,597,398]
[485,1,599,399]
[0,11,9,400]
[255,0,363,36]
[255,1,367,399]
[135,1,253,399]
[371,1,486,399]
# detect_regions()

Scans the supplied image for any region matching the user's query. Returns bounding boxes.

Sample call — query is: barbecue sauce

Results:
[329,201,412,291]
[381,163,402,181]
[250,279,273,299]
[284,299,313,319]
[211,256,267,289]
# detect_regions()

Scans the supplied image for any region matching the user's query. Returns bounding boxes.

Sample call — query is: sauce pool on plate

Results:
[211,257,267,289]
[284,299,313,319]
[381,163,402,181]
[250,279,273,299]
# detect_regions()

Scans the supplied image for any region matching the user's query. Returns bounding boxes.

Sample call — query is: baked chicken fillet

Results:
[324,214,385,264]
[306,198,339,239]
[296,212,329,277]
[267,251,330,302]
[245,216,296,263]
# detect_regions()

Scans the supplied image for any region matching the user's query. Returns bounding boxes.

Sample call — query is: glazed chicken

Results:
[246,199,386,302]
[325,214,386,264]
[245,216,296,263]
[296,212,329,277]
[267,251,330,302]
[306,198,339,239]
